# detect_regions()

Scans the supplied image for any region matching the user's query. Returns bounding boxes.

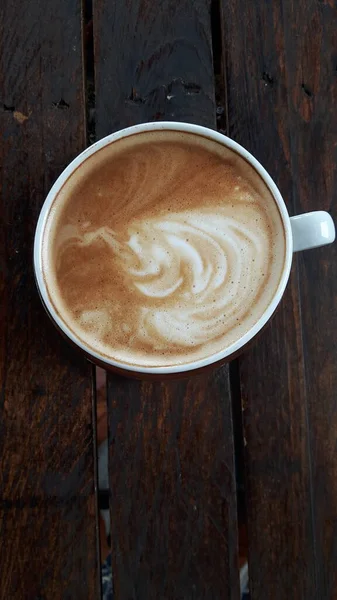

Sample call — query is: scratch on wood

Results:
[13,111,29,124]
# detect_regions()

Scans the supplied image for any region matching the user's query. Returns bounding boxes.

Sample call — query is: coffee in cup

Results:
[40,129,286,368]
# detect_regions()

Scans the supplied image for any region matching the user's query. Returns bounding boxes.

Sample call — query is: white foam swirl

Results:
[124,210,268,348]
[60,207,270,351]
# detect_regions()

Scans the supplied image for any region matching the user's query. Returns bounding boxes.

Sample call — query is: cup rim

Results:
[34,121,293,374]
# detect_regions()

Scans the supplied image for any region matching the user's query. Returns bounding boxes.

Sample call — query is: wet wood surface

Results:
[0,1,99,598]
[94,0,240,598]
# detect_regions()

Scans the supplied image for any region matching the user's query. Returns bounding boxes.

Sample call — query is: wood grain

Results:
[221,0,337,597]
[94,1,240,597]
[0,1,99,598]
[283,2,337,596]
[94,0,216,137]
[107,373,238,599]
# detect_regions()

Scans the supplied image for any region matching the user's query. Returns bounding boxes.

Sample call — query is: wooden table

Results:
[1,1,336,598]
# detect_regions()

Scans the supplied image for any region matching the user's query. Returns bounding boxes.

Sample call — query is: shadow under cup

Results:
[34,121,297,378]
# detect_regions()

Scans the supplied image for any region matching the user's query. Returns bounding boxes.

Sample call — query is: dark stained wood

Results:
[94,0,216,137]
[107,374,238,599]
[221,0,337,598]
[282,2,337,596]
[0,1,99,598]
[94,1,240,597]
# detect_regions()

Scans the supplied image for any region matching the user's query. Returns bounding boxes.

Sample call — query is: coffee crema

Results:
[42,130,286,367]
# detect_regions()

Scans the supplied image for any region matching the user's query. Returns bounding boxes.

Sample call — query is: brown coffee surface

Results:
[42,130,286,367]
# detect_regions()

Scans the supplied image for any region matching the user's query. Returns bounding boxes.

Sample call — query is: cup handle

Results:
[290,211,335,252]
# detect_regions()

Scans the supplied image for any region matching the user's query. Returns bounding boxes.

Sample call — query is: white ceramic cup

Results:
[34,122,335,376]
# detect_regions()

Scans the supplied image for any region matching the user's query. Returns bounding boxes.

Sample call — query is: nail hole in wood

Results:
[3,104,15,112]
[183,82,201,94]
[52,98,70,109]
[262,72,274,86]
[128,88,145,104]
[301,83,313,97]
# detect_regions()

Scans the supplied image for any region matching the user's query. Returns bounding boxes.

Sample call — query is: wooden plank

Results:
[107,374,239,599]
[282,1,337,596]
[0,1,99,598]
[93,1,240,598]
[94,0,216,137]
[220,0,337,598]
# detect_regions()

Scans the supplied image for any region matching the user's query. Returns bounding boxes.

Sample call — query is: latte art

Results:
[42,130,286,367]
